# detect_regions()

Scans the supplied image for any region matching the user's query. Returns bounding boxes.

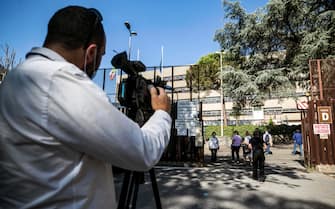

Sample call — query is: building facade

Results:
[135,65,308,126]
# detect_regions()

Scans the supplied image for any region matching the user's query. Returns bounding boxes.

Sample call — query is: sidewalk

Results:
[114,143,335,209]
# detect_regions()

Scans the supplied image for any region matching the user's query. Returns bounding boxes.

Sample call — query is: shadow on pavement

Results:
[114,155,335,209]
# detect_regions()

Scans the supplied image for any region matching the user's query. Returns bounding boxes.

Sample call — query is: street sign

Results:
[177,101,199,120]
[313,124,330,135]
[297,101,308,110]
[175,101,201,136]
[317,106,332,123]
[175,119,201,136]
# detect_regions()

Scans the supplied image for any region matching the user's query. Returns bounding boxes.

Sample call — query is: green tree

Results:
[214,0,335,103]
[185,52,235,126]
[185,53,221,92]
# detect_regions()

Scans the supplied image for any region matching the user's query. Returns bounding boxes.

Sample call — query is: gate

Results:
[302,100,335,167]
[302,59,335,167]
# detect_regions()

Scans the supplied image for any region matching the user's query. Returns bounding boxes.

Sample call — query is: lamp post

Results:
[124,21,137,60]
[215,51,227,136]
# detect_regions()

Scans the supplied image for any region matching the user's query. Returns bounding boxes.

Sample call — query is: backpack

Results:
[264,134,270,145]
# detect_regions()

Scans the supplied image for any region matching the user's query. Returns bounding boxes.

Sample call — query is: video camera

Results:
[111,51,168,126]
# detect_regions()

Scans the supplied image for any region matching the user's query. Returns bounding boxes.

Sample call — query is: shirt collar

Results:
[26,47,67,62]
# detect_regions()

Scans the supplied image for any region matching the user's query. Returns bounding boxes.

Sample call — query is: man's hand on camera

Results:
[150,87,171,113]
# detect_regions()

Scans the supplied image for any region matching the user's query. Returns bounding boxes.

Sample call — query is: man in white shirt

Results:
[263,130,273,154]
[0,6,171,209]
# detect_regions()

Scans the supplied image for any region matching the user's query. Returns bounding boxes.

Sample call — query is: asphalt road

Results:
[114,144,335,209]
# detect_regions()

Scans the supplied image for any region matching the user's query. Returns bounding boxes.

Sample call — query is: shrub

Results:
[204,124,301,144]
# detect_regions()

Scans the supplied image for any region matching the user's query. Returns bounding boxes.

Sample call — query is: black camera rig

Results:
[111,51,168,126]
[111,51,169,209]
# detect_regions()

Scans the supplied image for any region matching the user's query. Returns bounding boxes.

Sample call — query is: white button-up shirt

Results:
[0,47,172,209]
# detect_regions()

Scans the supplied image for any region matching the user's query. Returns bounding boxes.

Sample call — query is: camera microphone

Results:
[111,51,146,76]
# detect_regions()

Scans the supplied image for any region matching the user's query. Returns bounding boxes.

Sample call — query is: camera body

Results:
[112,51,167,126]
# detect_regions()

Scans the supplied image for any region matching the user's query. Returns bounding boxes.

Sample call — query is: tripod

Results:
[115,99,163,209]
[117,168,162,209]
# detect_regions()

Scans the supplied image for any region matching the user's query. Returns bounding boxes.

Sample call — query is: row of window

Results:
[202,108,299,117]
[175,96,299,106]
[203,118,291,126]
[171,87,306,99]
[163,75,186,81]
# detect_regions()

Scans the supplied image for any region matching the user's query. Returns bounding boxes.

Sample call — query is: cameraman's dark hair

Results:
[43,6,105,50]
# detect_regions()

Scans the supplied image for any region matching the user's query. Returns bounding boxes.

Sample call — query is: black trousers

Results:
[253,149,265,178]
[231,146,240,161]
[210,149,218,162]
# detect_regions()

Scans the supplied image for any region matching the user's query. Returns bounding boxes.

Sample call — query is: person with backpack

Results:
[242,131,252,164]
[263,130,273,155]
[249,129,266,181]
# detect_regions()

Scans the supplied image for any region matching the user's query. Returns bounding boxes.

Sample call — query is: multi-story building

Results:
[134,65,308,126]
[93,64,307,126]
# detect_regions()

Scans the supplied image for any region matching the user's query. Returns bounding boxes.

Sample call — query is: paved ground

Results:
[114,143,335,209]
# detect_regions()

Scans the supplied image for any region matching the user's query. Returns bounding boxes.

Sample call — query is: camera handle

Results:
[117,168,162,209]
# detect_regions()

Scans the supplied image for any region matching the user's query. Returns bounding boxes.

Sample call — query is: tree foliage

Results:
[185,53,221,92]
[0,44,19,71]
[211,0,335,108]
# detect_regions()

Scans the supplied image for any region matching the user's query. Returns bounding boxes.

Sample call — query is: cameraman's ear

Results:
[85,44,98,63]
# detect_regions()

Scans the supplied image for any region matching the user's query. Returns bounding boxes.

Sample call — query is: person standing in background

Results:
[231,130,242,163]
[249,129,266,181]
[242,131,252,163]
[292,129,303,156]
[263,130,273,154]
[208,131,220,162]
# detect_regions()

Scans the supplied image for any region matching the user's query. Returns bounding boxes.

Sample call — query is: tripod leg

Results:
[125,173,136,208]
[117,171,131,209]
[131,172,141,209]
[149,168,162,209]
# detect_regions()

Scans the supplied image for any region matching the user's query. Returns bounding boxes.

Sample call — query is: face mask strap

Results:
[91,47,98,79]
[84,50,88,75]
[83,47,98,79]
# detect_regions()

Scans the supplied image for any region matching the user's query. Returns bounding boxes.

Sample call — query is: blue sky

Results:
[1,0,268,67]
[1,0,268,100]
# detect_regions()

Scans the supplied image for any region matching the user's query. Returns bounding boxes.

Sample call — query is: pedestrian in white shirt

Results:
[208,131,220,162]
[0,6,171,209]
[263,130,273,154]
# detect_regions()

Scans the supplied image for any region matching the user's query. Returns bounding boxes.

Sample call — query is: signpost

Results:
[175,101,202,146]
[313,123,330,139]
[297,101,309,110]
[318,106,332,123]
